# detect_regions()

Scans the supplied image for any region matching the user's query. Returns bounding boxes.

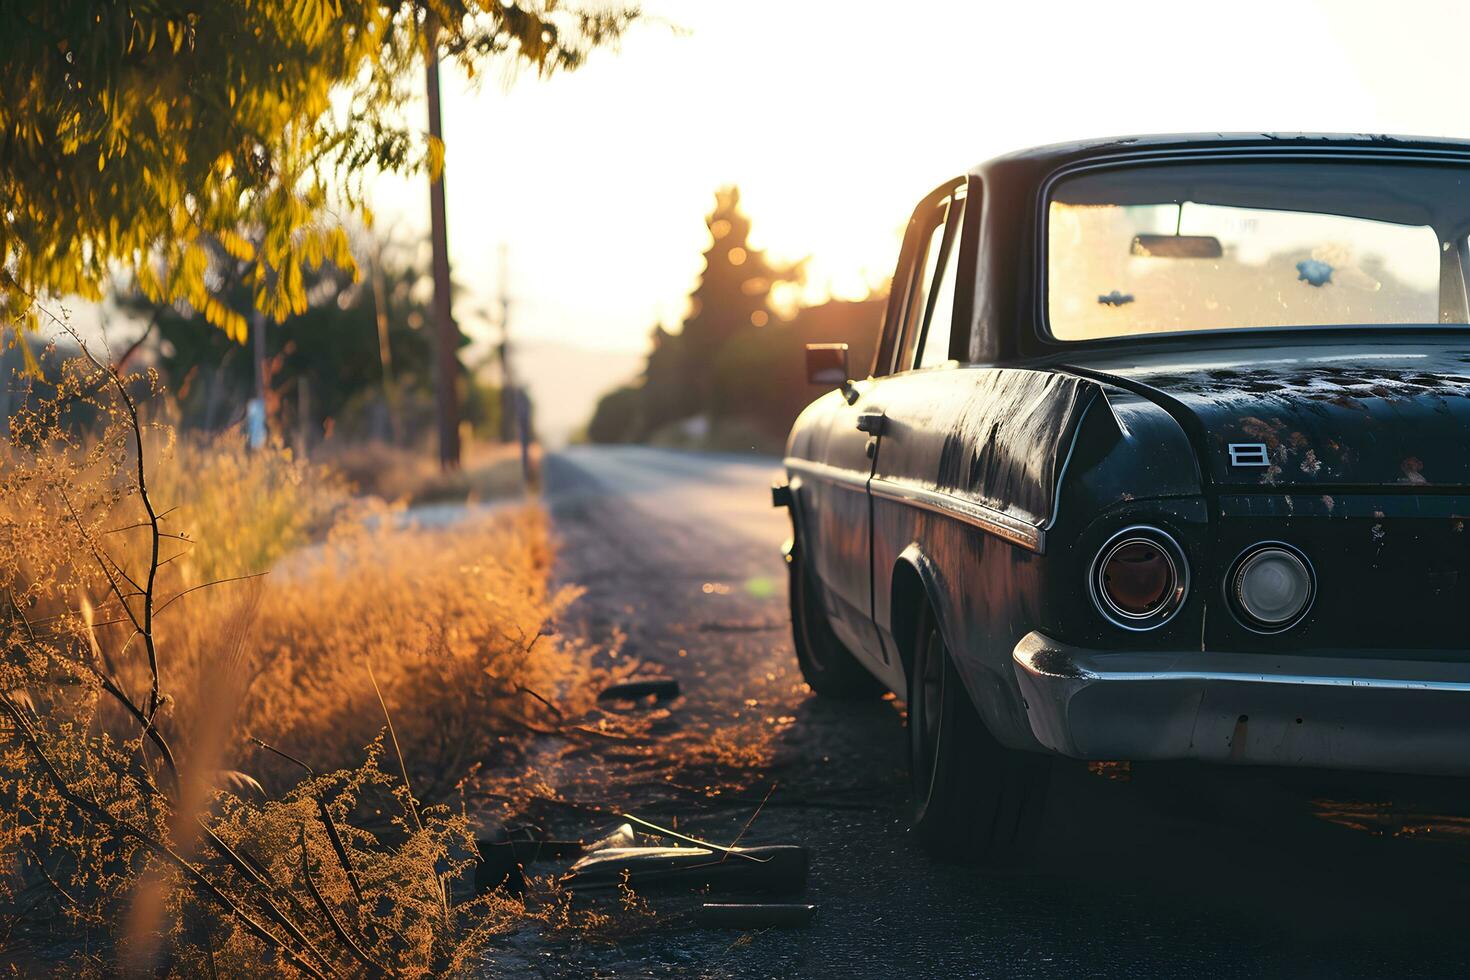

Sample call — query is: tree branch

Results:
[299,826,385,978]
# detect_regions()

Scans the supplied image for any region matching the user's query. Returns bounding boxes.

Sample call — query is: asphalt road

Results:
[539,445,1470,979]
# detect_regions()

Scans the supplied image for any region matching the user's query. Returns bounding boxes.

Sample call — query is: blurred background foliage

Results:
[116,239,501,449]
[588,186,887,453]
[0,1,636,338]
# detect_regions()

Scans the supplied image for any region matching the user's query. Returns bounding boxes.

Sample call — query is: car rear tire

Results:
[788,548,885,699]
[908,602,1050,866]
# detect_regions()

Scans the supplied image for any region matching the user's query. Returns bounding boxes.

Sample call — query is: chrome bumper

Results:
[1012,632,1470,776]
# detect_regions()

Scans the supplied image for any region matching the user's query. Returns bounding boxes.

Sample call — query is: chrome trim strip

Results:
[783,457,869,494]
[783,458,1046,552]
[869,477,1044,553]
[1016,646,1470,694]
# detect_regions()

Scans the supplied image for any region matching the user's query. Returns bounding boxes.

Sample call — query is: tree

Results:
[585,382,642,444]
[679,186,800,420]
[119,240,502,444]
[712,294,886,446]
[0,2,637,339]
[638,321,694,433]
[587,190,899,450]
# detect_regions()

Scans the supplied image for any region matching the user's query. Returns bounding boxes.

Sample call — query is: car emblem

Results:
[1228,443,1270,467]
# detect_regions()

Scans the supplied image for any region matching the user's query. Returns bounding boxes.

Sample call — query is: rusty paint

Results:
[1073,344,1470,490]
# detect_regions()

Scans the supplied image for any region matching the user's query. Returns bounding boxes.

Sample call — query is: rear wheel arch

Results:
[891,543,1024,746]
[901,554,1053,865]
[890,545,942,687]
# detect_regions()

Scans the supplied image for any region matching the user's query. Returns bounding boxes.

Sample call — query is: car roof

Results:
[969,132,1470,179]
[956,134,1470,364]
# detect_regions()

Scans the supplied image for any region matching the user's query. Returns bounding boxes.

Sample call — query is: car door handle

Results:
[855,412,886,435]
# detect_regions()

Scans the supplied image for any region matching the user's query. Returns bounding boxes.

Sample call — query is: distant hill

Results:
[511,340,644,448]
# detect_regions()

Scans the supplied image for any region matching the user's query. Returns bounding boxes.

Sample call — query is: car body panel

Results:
[782,133,1470,772]
[785,386,886,660]
[1066,341,1470,490]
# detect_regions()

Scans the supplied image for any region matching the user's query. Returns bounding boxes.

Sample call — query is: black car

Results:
[776,133,1470,864]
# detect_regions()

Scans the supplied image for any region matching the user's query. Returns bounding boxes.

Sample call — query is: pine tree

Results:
[678,187,798,421]
[586,186,803,445]
[639,323,692,433]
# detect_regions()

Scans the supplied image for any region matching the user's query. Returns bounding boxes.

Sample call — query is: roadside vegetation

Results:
[0,3,772,971]
[318,439,536,506]
[0,351,589,971]
[587,187,888,453]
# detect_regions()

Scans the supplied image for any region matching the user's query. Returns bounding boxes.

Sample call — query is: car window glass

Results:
[894,202,949,372]
[1047,161,1457,340]
[917,199,964,369]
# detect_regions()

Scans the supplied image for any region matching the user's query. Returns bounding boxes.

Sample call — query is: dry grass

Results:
[0,355,592,973]
[228,506,597,798]
[317,440,538,505]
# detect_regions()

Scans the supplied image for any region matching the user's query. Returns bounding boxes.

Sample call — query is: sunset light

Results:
[12,2,1470,975]
[368,0,1455,360]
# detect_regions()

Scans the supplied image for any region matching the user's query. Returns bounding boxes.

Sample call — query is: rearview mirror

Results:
[1130,234,1223,259]
[805,343,858,404]
[805,343,849,386]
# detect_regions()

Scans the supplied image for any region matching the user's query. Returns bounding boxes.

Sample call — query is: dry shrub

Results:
[147,429,350,587]
[0,354,578,972]
[317,440,534,505]
[314,440,441,503]
[202,507,595,797]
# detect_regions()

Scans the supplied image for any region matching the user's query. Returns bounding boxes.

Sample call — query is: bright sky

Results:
[366,0,1470,361]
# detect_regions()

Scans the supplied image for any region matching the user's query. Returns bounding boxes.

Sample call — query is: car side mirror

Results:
[805,343,858,404]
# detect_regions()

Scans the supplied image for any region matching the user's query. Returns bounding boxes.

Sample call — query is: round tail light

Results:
[1090,528,1188,630]
[1230,544,1314,631]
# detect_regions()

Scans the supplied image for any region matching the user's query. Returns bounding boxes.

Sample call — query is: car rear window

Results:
[1045,160,1466,341]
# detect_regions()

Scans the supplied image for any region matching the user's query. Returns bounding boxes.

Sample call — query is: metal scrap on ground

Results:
[474,822,635,896]
[474,814,813,921]
[596,677,682,702]
[566,843,808,893]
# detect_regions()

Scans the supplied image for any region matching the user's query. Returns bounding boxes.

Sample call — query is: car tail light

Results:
[1089,527,1188,630]
[1230,544,1314,631]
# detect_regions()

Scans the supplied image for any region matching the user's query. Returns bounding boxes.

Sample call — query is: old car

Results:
[774,133,1470,865]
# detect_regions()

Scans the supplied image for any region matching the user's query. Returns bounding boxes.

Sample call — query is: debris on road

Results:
[568,812,807,893]
[476,814,807,897]
[475,822,636,896]
[597,677,681,703]
[566,843,808,893]
[584,821,638,853]
[696,903,818,929]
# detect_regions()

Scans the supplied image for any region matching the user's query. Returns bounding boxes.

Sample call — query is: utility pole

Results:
[497,245,534,488]
[497,244,515,444]
[0,328,15,438]
[295,376,311,457]
[369,239,402,443]
[425,14,462,470]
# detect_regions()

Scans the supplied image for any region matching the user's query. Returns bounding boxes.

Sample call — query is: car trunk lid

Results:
[1066,340,1470,490]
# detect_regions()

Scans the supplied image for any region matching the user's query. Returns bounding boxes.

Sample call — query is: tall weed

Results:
[0,355,581,972]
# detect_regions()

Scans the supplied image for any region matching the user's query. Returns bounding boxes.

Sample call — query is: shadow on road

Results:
[539,447,1470,978]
